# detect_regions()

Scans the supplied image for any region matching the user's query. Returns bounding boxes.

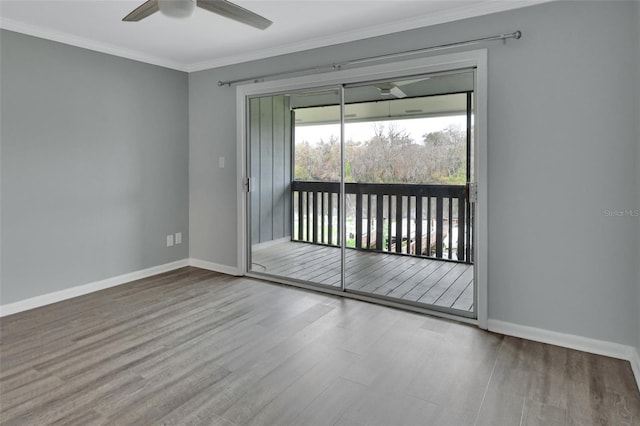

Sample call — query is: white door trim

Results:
[236,49,489,328]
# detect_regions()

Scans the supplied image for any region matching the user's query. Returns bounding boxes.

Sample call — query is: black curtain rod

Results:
[217,30,521,87]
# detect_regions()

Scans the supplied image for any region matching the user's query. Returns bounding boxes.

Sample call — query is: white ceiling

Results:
[0,0,547,72]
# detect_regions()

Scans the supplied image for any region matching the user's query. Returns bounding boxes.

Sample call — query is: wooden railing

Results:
[292,181,473,263]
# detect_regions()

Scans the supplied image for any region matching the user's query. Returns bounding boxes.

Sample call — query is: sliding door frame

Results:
[236,49,488,328]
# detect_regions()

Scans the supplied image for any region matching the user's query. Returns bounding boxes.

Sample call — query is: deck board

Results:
[451,280,474,311]
[252,241,474,313]
[402,262,457,302]
[354,256,421,294]
[385,261,444,300]
[432,264,473,308]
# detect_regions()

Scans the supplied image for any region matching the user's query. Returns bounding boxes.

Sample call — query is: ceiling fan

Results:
[376,83,407,99]
[123,0,273,30]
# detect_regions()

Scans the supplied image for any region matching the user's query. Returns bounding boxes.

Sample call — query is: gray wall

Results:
[188,69,236,266]
[189,1,640,347]
[635,0,640,357]
[1,30,189,304]
[249,95,292,245]
[485,1,638,347]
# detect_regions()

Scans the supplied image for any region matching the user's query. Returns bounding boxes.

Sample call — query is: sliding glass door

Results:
[343,72,475,316]
[247,88,343,289]
[246,70,476,318]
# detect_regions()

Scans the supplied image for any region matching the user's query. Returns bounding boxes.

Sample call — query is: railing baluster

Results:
[328,192,333,245]
[436,197,443,258]
[376,194,383,251]
[467,203,476,263]
[387,195,392,251]
[407,196,412,255]
[297,191,302,240]
[457,195,465,261]
[426,197,431,256]
[466,197,471,262]
[366,194,372,248]
[336,191,340,245]
[448,197,453,259]
[415,196,423,256]
[395,195,403,253]
[320,192,325,244]
[312,192,318,244]
[355,193,363,249]
[306,191,311,241]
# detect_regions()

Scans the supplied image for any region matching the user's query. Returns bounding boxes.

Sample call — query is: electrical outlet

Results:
[218,156,225,168]
[175,232,182,245]
[166,234,174,247]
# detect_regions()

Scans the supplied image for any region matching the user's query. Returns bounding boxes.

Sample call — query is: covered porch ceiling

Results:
[291,70,473,125]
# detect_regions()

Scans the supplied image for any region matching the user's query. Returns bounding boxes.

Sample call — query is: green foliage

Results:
[294,123,467,184]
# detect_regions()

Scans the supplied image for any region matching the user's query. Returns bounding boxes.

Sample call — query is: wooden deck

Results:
[252,241,474,313]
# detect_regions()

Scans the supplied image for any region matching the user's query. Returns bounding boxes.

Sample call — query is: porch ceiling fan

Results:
[376,83,407,99]
[122,0,273,30]
[375,77,431,99]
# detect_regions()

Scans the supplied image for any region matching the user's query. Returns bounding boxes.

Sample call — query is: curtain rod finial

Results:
[514,30,522,39]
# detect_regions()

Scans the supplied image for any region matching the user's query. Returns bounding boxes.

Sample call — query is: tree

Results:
[422,125,466,183]
[294,123,467,185]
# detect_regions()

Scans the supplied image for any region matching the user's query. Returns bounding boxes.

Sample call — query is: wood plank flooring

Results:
[252,241,474,313]
[1,267,639,425]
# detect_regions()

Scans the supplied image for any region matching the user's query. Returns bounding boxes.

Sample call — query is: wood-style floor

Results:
[252,241,474,313]
[1,267,639,425]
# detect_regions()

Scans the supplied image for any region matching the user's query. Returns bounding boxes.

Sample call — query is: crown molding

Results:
[0,17,189,72]
[2,1,552,73]
[185,0,551,72]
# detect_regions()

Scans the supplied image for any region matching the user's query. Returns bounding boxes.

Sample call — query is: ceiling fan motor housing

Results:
[158,0,196,18]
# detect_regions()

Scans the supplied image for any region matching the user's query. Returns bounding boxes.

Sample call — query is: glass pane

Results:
[248,88,343,289]
[343,72,475,316]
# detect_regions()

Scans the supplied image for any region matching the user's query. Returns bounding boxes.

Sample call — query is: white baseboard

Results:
[0,259,189,317]
[189,258,242,276]
[488,319,640,392]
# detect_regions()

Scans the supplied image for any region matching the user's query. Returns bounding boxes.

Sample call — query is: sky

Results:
[295,115,466,145]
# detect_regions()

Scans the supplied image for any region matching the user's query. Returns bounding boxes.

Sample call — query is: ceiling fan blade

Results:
[390,86,407,99]
[197,0,272,30]
[123,0,159,21]
[394,77,430,88]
